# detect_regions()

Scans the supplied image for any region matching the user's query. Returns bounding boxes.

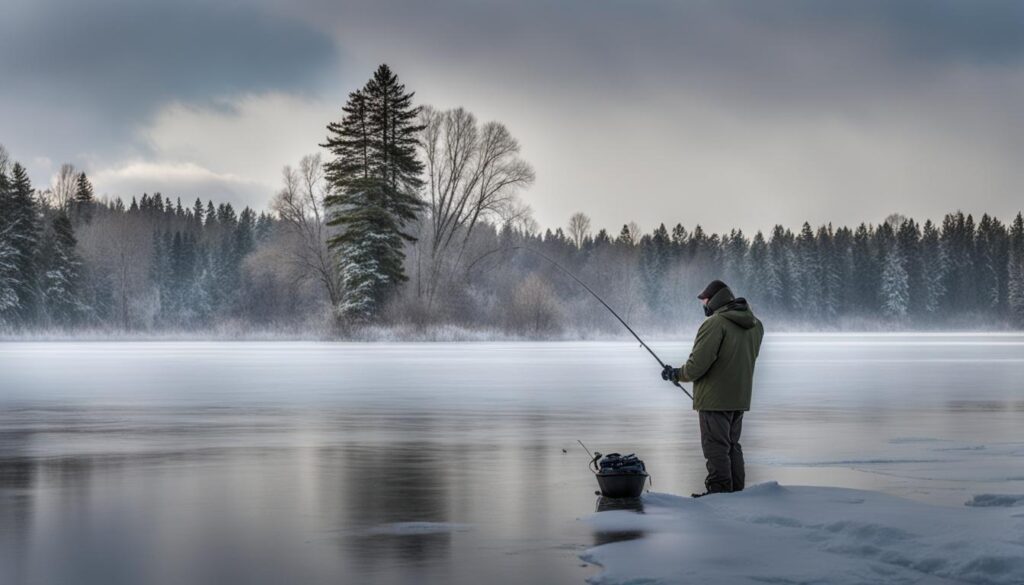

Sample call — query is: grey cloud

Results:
[2,0,336,108]
[2,0,1024,232]
[285,0,1024,231]
[296,0,1024,105]
[0,0,337,167]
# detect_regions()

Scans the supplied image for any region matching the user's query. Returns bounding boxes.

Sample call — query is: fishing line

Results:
[510,246,693,400]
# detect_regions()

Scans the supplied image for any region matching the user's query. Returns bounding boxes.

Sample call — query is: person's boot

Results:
[691,489,723,498]
[693,484,733,498]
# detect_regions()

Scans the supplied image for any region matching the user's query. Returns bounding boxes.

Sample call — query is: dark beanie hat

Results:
[697,280,729,300]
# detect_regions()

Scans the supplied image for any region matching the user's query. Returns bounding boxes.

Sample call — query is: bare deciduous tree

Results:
[271,154,341,307]
[50,163,78,210]
[419,106,535,306]
[567,212,592,248]
[508,273,560,334]
[77,208,150,329]
[499,200,537,235]
[0,145,9,177]
[109,216,147,329]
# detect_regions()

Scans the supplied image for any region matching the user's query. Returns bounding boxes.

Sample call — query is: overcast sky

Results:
[2,0,1024,234]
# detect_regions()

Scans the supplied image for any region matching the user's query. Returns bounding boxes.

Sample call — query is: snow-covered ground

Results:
[583,482,1024,585]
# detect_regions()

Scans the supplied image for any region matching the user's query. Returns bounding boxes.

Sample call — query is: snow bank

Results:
[581,483,1024,585]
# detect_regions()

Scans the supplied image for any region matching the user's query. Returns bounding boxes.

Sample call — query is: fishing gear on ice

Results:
[579,440,649,499]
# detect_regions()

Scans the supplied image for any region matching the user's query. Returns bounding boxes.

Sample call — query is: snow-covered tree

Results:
[723,229,750,293]
[766,225,790,311]
[920,220,946,315]
[6,162,41,322]
[640,224,671,311]
[0,151,18,322]
[323,64,426,321]
[1008,213,1024,324]
[41,212,89,326]
[0,236,17,321]
[0,183,18,321]
[940,212,974,311]
[817,225,841,320]
[832,226,855,315]
[746,231,769,305]
[880,245,910,319]
[335,231,391,320]
[975,214,1008,311]
[896,219,922,314]
[851,223,877,313]
[790,223,822,313]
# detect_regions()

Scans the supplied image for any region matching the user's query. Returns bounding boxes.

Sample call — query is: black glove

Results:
[661,364,680,382]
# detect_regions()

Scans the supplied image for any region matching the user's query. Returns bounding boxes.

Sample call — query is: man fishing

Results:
[662,280,764,498]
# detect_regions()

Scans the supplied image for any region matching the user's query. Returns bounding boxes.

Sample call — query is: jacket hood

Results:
[714,296,759,329]
[706,286,735,311]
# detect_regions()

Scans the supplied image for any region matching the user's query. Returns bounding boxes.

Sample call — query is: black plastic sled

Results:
[592,452,649,498]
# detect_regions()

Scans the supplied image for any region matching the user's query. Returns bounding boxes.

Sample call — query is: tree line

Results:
[0,152,278,330]
[466,210,1024,334]
[2,64,1023,335]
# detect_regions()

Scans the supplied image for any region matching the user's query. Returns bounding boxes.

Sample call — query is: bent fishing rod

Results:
[509,246,693,400]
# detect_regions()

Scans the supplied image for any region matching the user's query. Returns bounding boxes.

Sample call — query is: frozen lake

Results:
[1,335,1022,584]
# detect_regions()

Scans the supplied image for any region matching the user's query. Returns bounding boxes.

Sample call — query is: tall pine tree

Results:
[1008,213,1024,324]
[794,222,822,313]
[766,225,790,311]
[72,172,95,225]
[896,219,922,315]
[41,212,88,326]
[322,64,426,320]
[975,214,1008,311]
[816,225,841,320]
[746,231,769,306]
[0,159,18,321]
[880,245,910,319]
[7,163,41,323]
[640,224,671,311]
[920,220,946,316]
[851,223,876,313]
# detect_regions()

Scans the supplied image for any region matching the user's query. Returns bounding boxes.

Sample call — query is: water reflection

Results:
[331,442,454,574]
[595,496,644,513]
[591,497,646,546]
[0,457,33,585]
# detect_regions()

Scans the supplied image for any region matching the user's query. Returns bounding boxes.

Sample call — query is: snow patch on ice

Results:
[367,521,470,535]
[582,483,1024,585]
[965,494,1024,508]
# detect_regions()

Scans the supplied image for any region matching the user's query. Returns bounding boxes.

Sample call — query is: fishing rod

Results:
[509,246,693,400]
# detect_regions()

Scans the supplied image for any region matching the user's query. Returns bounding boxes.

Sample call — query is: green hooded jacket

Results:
[678,287,764,411]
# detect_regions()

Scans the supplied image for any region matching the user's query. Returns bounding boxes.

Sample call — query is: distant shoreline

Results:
[2,326,1022,343]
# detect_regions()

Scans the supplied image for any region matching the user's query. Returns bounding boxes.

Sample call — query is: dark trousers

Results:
[698,410,745,493]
